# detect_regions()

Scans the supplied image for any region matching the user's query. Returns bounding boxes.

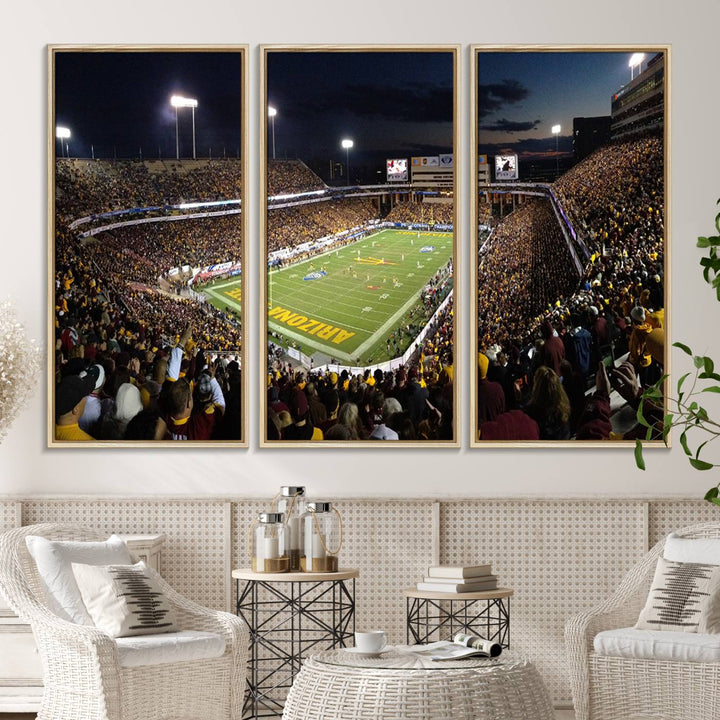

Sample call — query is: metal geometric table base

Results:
[406,596,510,648]
[236,577,356,719]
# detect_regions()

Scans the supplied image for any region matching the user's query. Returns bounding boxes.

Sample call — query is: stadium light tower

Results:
[629,53,646,81]
[171,95,199,159]
[341,138,354,186]
[551,124,561,180]
[56,126,71,158]
[268,106,277,160]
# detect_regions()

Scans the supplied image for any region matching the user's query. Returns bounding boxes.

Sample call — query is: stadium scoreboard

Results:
[494,154,519,181]
[386,158,408,182]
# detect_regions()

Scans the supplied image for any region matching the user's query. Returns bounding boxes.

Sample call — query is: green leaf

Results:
[680,431,691,456]
[694,355,705,369]
[698,372,720,382]
[677,372,691,402]
[634,439,646,471]
[705,487,720,501]
[701,386,720,393]
[662,413,673,445]
[636,402,650,428]
[698,236,711,248]
[696,440,710,460]
[696,407,710,422]
[673,342,693,356]
[690,458,714,471]
[708,496,720,508]
[705,357,715,375]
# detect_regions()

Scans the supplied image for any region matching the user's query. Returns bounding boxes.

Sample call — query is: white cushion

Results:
[595,627,720,663]
[115,630,226,668]
[72,561,178,638]
[25,534,133,625]
[635,557,720,633]
[664,532,720,565]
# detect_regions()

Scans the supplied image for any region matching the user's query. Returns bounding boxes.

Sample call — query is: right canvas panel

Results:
[471,46,668,446]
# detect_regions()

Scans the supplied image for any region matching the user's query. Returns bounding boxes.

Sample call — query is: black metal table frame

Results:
[406,595,510,648]
[236,577,356,719]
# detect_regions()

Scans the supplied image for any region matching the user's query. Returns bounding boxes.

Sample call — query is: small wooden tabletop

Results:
[403,587,513,601]
[233,568,359,582]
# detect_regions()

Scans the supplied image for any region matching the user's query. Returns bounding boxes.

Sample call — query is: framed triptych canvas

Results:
[261,46,459,446]
[49,46,248,446]
[471,46,669,447]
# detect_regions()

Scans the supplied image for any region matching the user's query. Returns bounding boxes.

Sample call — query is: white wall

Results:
[1,0,719,498]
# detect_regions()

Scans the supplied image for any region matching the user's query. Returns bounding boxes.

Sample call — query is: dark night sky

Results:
[477,50,647,161]
[266,51,454,181]
[54,51,243,159]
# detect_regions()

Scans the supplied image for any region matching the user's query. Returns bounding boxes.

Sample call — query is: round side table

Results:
[404,587,514,647]
[282,647,554,720]
[233,568,359,719]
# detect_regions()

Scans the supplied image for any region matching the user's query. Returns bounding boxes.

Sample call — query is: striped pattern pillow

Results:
[636,557,720,633]
[72,560,178,638]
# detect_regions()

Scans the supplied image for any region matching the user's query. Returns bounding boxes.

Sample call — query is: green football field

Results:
[205,229,453,364]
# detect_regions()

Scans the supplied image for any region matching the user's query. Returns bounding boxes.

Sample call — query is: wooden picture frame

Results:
[49,45,248,446]
[260,45,459,447]
[470,45,670,447]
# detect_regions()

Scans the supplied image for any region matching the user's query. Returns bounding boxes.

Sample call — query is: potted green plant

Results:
[635,199,720,507]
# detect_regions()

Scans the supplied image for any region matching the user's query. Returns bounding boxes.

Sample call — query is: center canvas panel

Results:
[262,47,458,446]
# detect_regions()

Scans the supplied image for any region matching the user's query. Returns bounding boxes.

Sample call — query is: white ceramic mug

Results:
[354,630,387,654]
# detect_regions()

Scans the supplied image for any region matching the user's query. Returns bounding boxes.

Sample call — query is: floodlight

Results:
[341,139,354,185]
[629,53,646,80]
[268,107,278,158]
[55,127,71,139]
[171,95,198,108]
[170,96,199,159]
[551,125,561,179]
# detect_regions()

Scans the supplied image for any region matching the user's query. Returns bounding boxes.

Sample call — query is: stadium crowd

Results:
[267,198,378,253]
[477,136,665,441]
[54,159,244,441]
[56,158,243,218]
[384,200,454,226]
[267,356,453,442]
[267,160,326,196]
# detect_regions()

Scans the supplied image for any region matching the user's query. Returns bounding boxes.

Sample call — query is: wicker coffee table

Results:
[282,646,554,720]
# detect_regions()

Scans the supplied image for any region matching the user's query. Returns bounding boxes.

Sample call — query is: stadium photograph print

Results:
[471,46,668,446]
[49,46,248,446]
[262,46,458,446]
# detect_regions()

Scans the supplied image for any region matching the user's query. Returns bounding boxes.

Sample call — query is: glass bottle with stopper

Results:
[301,501,343,573]
[276,486,306,571]
[251,512,290,573]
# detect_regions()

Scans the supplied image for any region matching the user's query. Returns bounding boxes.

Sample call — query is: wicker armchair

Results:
[565,521,720,720]
[0,523,248,720]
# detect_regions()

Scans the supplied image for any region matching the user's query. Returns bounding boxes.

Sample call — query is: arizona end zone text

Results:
[268,306,356,345]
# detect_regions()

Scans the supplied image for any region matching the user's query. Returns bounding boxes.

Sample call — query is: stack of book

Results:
[416,564,498,593]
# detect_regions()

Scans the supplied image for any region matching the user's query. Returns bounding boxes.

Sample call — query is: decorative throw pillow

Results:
[71,561,178,638]
[664,532,720,565]
[635,557,720,633]
[25,534,134,625]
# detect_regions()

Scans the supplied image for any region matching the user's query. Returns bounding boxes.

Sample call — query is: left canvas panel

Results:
[49,46,248,446]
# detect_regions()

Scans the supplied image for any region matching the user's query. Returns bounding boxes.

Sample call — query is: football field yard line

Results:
[266,229,452,361]
[205,286,242,316]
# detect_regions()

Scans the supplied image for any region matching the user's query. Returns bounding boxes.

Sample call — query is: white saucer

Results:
[343,647,390,657]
